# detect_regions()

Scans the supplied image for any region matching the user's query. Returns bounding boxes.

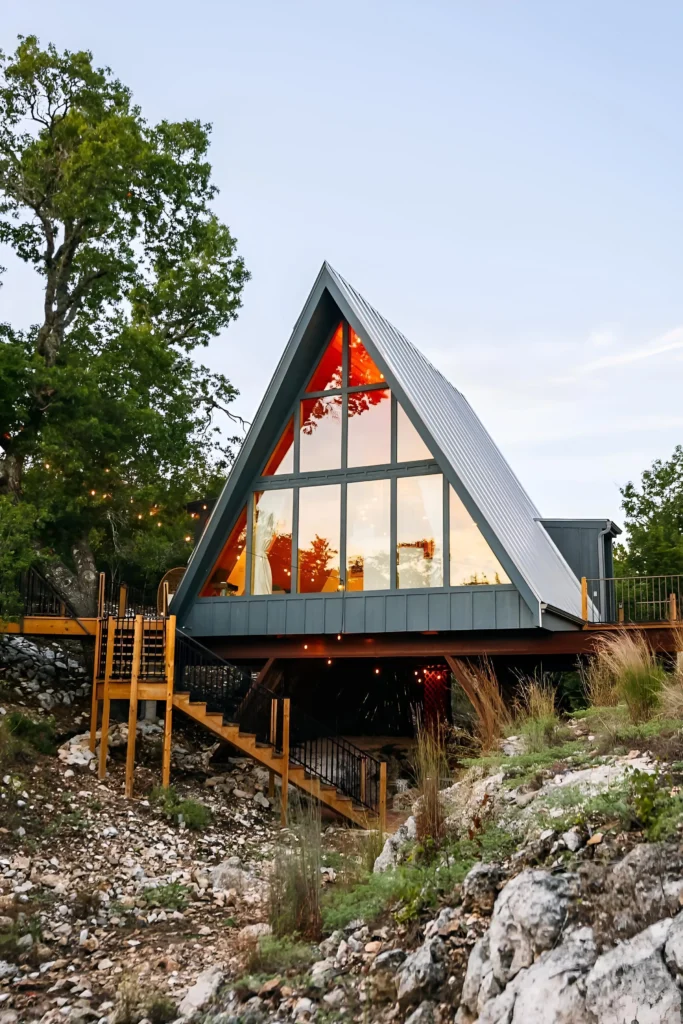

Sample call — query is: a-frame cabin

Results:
[171,262,619,737]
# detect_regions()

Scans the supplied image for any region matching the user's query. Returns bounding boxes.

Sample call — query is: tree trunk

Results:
[42,538,99,617]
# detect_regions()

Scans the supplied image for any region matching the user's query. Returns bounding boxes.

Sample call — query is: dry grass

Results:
[658,626,683,719]
[269,795,322,939]
[592,631,666,723]
[513,674,562,752]
[450,658,511,753]
[113,973,176,1024]
[413,717,449,845]
[582,654,620,708]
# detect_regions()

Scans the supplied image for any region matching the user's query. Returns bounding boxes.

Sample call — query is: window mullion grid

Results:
[245,491,255,595]
[291,486,299,594]
[390,476,398,591]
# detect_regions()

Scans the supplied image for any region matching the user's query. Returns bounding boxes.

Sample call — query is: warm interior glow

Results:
[347,388,391,467]
[252,489,293,594]
[396,475,443,588]
[298,484,341,593]
[306,323,343,392]
[200,507,247,597]
[397,403,432,462]
[299,395,342,472]
[263,418,294,475]
[346,479,391,591]
[449,485,510,586]
[348,328,384,386]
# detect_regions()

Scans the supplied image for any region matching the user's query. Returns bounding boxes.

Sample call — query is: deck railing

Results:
[18,567,77,618]
[582,575,683,625]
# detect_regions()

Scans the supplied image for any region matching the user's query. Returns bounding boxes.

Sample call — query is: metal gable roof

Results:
[173,261,584,624]
[323,263,584,622]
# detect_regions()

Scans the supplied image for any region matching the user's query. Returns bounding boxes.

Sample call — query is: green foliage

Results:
[247,935,316,975]
[113,972,177,1024]
[0,35,248,606]
[0,712,56,768]
[142,882,190,911]
[615,445,683,576]
[149,786,211,830]
[0,496,42,618]
[628,767,683,840]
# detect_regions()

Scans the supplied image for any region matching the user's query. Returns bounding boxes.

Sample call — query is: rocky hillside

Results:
[4,635,683,1023]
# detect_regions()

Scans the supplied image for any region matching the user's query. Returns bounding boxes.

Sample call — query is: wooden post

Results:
[268,698,277,799]
[379,761,387,836]
[118,584,128,619]
[89,616,104,753]
[162,581,170,618]
[618,605,625,624]
[97,572,106,618]
[360,756,367,805]
[281,698,290,826]
[161,615,176,788]
[98,617,116,779]
[581,577,588,621]
[124,615,143,798]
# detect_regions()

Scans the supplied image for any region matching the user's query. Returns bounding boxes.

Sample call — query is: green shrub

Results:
[247,934,316,974]
[0,713,56,769]
[142,882,190,911]
[113,972,177,1024]
[148,786,211,830]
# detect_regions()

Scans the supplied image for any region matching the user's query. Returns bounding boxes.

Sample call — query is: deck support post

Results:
[98,617,116,779]
[161,616,176,788]
[118,584,128,618]
[269,698,277,799]
[89,619,103,753]
[360,756,367,805]
[379,761,387,836]
[281,698,290,826]
[124,615,143,798]
[670,594,678,622]
[581,577,588,621]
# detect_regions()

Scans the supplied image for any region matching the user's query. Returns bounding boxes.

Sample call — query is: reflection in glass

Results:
[449,486,510,585]
[347,388,391,467]
[349,328,385,386]
[306,323,343,392]
[396,475,443,588]
[346,479,390,591]
[299,395,342,472]
[298,485,341,593]
[252,489,293,594]
[200,507,247,597]
[397,404,432,462]
[263,418,294,475]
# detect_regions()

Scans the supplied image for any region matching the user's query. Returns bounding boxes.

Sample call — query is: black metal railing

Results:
[18,567,77,618]
[101,578,158,619]
[173,631,251,716]
[287,704,382,812]
[584,575,683,624]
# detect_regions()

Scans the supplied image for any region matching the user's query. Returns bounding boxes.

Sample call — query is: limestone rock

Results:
[396,937,445,1008]
[374,815,416,873]
[178,965,225,1016]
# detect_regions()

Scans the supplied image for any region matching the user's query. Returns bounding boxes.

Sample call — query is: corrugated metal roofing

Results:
[324,263,584,621]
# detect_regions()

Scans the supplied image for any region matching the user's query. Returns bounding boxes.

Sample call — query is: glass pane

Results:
[397,404,432,462]
[347,388,391,467]
[299,395,342,472]
[263,418,294,475]
[200,507,247,597]
[252,489,293,594]
[346,479,390,591]
[449,486,510,585]
[298,484,341,593]
[397,475,443,589]
[306,323,343,392]
[349,327,385,386]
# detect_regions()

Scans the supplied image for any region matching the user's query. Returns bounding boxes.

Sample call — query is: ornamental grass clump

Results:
[449,658,511,753]
[593,631,665,724]
[514,674,561,753]
[269,796,322,939]
[413,717,450,847]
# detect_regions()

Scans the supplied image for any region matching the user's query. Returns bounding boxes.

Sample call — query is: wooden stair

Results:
[172,691,376,828]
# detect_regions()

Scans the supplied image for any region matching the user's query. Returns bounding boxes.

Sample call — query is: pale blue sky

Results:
[4,1,683,527]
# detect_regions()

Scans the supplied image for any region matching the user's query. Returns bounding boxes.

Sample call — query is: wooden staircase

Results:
[91,611,387,829]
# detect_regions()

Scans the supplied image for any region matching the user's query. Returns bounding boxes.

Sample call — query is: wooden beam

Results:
[581,577,588,621]
[124,616,143,799]
[0,617,98,636]
[98,617,115,779]
[281,698,290,826]
[379,761,387,836]
[268,697,277,799]
[162,615,176,788]
[89,617,104,753]
[97,682,167,700]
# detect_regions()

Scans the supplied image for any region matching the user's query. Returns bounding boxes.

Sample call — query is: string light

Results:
[374,667,380,675]
[184,535,192,542]
[157,521,162,527]
[90,490,96,496]
[327,659,332,665]
[337,634,342,641]
[44,463,50,469]
[303,644,308,650]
